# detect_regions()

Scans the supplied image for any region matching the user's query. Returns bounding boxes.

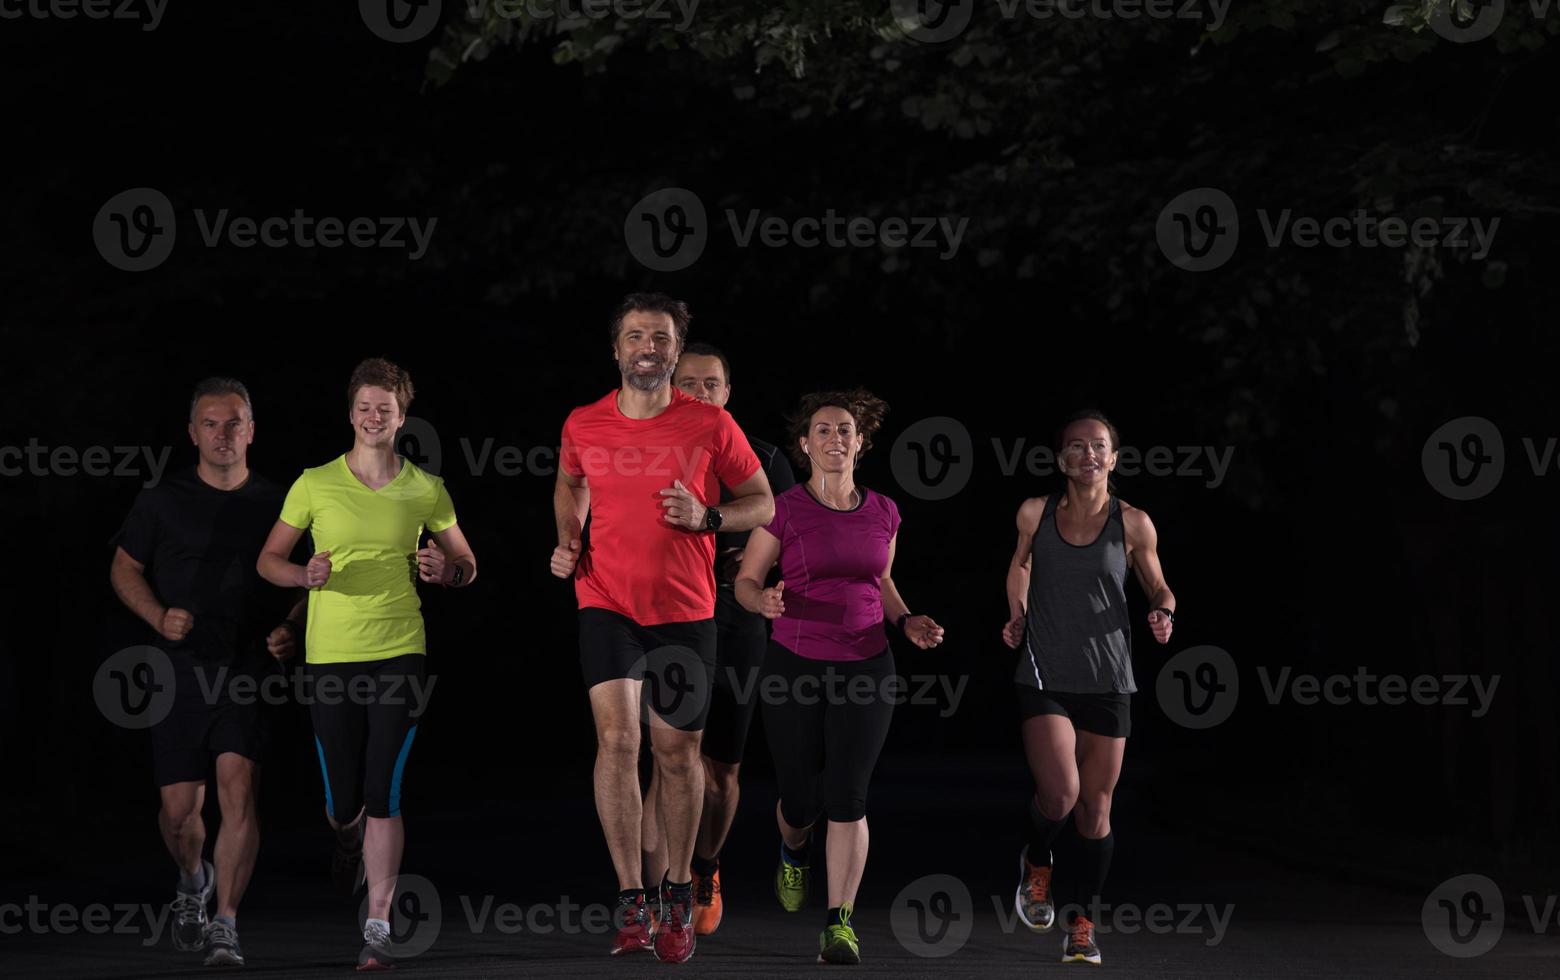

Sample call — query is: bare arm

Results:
[1124,504,1175,644]
[733,526,783,616]
[881,534,944,650]
[1002,497,1045,648]
[110,547,181,639]
[551,468,589,579]
[419,522,478,587]
[257,520,321,589]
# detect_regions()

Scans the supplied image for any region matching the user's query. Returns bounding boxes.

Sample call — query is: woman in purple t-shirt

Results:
[735,389,945,964]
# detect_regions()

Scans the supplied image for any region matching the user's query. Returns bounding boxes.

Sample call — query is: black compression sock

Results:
[691,853,718,877]
[1026,796,1069,866]
[1074,831,1115,921]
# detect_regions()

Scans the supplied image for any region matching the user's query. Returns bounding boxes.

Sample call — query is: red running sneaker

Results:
[654,882,696,963]
[611,893,653,955]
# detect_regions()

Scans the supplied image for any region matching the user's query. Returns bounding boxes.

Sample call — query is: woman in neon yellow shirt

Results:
[258,358,476,971]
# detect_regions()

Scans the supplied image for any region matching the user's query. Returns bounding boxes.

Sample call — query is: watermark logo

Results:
[0,0,167,30]
[360,0,441,42]
[361,874,443,958]
[94,188,177,272]
[890,0,975,43]
[1156,645,1238,730]
[632,645,711,730]
[1423,874,1503,957]
[891,874,974,956]
[0,897,170,945]
[891,417,975,502]
[0,439,171,487]
[93,646,175,729]
[625,187,707,272]
[1156,187,1239,272]
[1422,416,1503,501]
[1386,0,1504,43]
[398,416,443,477]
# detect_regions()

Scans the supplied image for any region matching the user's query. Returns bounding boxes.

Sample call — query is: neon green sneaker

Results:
[818,903,861,964]
[774,845,810,912]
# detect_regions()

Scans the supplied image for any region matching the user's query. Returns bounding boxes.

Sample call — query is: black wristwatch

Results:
[1154,606,1175,624]
[896,612,912,631]
[703,506,724,532]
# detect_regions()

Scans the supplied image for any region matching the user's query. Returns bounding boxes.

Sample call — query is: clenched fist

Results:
[551,538,581,579]
[302,550,332,588]
[160,607,194,642]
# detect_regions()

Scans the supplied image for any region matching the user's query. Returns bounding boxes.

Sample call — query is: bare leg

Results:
[363,816,405,923]
[159,780,207,880]
[649,718,704,884]
[825,817,869,908]
[212,754,260,920]
[642,766,669,886]
[695,758,741,860]
[590,679,644,890]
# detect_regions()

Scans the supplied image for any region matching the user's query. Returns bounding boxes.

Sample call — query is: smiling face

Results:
[188,393,253,469]
[614,309,681,393]
[1058,417,1117,486]
[799,405,863,476]
[349,384,406,450]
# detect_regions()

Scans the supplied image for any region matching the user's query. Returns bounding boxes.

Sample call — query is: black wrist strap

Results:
[896,612,911,631]
[1154,606,1175,623]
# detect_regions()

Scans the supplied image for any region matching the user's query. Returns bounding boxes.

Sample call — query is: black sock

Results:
[1072,831,1114,924]
[617,887,646,906]
[1025,796,1068,866]
[782,837,811,866]
[691,853,718,877]
[825,906,847,927]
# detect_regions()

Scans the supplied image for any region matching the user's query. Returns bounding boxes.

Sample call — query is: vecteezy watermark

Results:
[624,187,968,272]
[1384,0,1508,44]
[889,874,1233,956]
[94,188,438,271]
[1155,646,1501,730]
[889,0,1227,44]
[1421,416,1560,501]
[0,0,167,30]
[360,0,441,43]
[347,874,614,961]
[888,416,1235,502]
[0,897,171,946]
[1156,188,1499,272]
[470,0,699,29]
[0,439,171,487]
[92,647,439,730]
[1423,874,1504,956]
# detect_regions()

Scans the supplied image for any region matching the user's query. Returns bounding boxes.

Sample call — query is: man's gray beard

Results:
[623,364,672,392]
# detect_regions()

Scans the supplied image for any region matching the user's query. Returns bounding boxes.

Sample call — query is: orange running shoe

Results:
[692,868,723,935]
[1061,914,1101,965]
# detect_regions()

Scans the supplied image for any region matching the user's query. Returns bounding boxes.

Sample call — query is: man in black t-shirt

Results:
[644,343,798,934]
[109,377,304,967]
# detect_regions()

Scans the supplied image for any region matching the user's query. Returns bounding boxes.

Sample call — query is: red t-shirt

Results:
[561,388,762,625]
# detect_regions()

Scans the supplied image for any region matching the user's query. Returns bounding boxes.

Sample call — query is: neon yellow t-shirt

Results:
[279,455,457,664]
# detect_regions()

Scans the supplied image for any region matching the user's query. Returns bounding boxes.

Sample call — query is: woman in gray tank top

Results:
[999,410,1177,966]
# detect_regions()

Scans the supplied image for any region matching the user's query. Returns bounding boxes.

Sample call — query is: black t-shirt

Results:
[115,467,288,663]
[716,435,796,618]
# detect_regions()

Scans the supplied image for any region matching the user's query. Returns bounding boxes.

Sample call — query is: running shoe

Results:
[818,902,861,965]
[611,893,654,955]
[653,881,696,963]
[171,859,215,952]
[774,846,810,913]
[332,820,366,896]
[1061,915,1101,965]
[203,919,244,966]
[357,920,397,971]
[692,868,723,935]
[1015,845,1056,932]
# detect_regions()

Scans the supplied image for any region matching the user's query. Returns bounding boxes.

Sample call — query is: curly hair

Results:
[347,357,415,416]
[785,388,890,472]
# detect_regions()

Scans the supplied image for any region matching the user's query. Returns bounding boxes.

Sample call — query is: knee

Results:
[653,739,700,776]
[597,726,640,761]
[1073,793,1112,836]
[217,780,256,819]
[1034,785,1078,821]
[703,762,739,804]
[825,800,866,823]
[161,800,201,831]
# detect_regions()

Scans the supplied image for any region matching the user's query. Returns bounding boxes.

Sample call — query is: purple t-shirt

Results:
[763,483,901,662]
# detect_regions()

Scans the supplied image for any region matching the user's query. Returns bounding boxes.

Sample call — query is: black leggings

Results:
[308,654,426,822]
[760,641,895,826]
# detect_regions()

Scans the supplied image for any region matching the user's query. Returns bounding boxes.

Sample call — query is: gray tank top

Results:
[1014,494,1136,694]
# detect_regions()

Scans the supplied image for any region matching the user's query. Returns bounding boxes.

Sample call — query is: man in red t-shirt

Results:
[550,292,774,964]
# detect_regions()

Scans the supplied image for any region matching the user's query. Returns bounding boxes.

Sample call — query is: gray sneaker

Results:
[1015,845,1056,932]
[203,919,245,966]
[357,920,397,971]
[171,859,215,951]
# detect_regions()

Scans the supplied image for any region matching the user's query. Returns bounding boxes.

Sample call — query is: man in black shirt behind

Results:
[109,378,305,967]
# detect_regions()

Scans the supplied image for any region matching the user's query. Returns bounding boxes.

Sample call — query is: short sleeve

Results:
[560,412,585,479]
[279,473,313,530]
[426,479,457,533]
[883,493,901,538]
[713,411,761,488]
[115,489,159,564]
[765,446,798,496]
[762,490,790,540]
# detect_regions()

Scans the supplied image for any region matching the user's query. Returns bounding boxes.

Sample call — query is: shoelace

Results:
[363,921,392,949]
[662,895,687,930]
[171,894,204,923]
[206,921,237,947]
[1025,864,1052,903]
[617,897,649,930]
[1070,916,1094,947]
[694,875,717,905]
[781,863,807,887]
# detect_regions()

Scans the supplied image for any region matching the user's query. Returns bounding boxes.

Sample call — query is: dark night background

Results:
[3,1,1559,976]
